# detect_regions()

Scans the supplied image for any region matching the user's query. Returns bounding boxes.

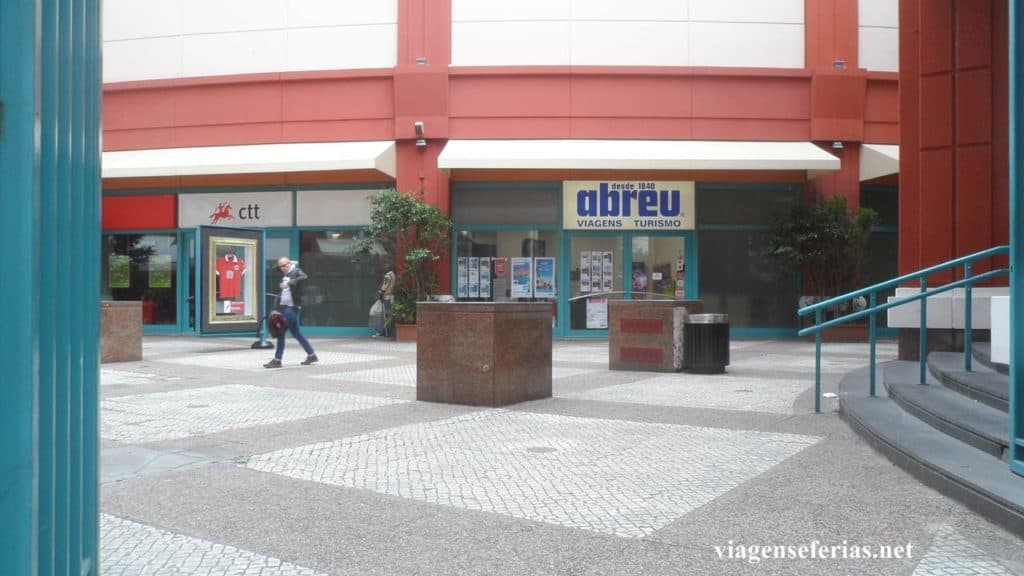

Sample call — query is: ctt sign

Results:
[562,181,695,230]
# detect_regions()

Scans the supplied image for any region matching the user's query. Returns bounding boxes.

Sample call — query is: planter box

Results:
[416,302,551,407]
[608,300,703,372]
[395,323,416,342]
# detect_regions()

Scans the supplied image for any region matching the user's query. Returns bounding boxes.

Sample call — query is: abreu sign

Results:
[562,181,695,230]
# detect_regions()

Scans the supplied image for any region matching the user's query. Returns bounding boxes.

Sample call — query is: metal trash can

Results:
[684,313,730,374]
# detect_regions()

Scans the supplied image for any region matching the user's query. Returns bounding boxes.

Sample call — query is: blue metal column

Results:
[0,0,102,573]
[1011,0,1024,475]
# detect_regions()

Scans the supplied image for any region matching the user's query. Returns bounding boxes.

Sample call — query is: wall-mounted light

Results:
[832,57,846,70]
[414,121,426,147]
[415,57,428,65]
[832,141,844,150]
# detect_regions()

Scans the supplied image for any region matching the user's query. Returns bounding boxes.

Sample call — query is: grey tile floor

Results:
[99,335,1023,576]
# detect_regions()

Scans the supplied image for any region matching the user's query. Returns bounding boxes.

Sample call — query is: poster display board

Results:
[198,226,264,334]
[534,257,556,299]
[109,255,130,288]
[468,257,480,298]
[580,251,592,293]
[586,298,609,328]
[149,254,172,288]
[480,258,491,298]
[457,257,469,298]
[510,257,533,298]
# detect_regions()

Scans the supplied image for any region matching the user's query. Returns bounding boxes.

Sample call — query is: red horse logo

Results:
[209,202,233,224]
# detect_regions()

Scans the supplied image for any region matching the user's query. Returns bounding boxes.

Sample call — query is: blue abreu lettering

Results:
[576,183,681,218]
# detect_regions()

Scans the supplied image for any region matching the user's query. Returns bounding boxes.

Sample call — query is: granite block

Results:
[101,301,142,363]
[608,300,703,372]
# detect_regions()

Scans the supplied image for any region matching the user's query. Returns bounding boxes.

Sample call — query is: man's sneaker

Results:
[263,358,282,369]
[300,354,319,366]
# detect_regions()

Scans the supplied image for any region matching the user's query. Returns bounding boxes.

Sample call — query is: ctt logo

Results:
[208,202,262,225]
[209,202,233,224]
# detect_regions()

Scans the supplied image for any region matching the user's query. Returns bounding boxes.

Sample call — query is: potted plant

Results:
[351,189,452,341]
[768,193,878,338]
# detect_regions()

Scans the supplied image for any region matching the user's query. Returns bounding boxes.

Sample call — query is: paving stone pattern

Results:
[101,514,327,575]
[102,384,405,443]
[245,410,820,538]
[913,524,1018,576]
[567,373,811,414]
[102,368,182,386]
[160,349,395,372]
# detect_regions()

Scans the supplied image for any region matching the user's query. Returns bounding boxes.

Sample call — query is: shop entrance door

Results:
[563,232,695,337]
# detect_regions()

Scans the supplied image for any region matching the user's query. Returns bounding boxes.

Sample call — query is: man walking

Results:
[372,262,395,338]
[264,257,318,368]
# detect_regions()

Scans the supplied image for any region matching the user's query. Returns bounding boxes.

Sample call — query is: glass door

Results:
[630,235,689,301]
[566,234,624,334]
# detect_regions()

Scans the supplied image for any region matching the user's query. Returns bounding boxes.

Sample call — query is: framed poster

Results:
[510,257,533,298]
[586,298,608,329]
[534,257,555,299]
[109,255,130,288]
[602,251,614,292]
[480,257,491,298]
[199,226,264,334]
[468,257,480,298]
[149,254,172,288]
[580,252,591,293]
[457,257,469,298]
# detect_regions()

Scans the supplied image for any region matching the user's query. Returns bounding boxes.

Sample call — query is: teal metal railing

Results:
[798,245,1010,413]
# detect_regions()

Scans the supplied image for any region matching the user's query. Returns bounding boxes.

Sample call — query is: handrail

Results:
[799,245,1009,316]
[798,245,1010,413]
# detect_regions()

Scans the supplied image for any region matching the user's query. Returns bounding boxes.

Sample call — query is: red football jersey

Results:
[216,254,246,299]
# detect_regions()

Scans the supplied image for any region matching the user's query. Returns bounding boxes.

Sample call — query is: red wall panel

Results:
[102,195,177,230]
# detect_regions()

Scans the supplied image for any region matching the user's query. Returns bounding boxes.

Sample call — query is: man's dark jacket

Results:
[282,265,308,307]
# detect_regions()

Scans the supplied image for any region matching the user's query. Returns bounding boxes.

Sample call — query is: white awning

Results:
[860,143,899,181]
[102,141,397,178]
[437,139,840,172]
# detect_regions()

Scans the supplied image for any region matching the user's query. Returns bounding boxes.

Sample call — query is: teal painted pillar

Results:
[1011,0,1024,475]
[0,0,102,573]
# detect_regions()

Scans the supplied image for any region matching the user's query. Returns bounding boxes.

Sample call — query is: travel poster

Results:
[534,257,555,299]
[592,251,603,292]
[480,258,491,298]
[468,257,480,298]
[580,251,591,293]
[457,257,469,298]
[510,257,533,298]
[109,255,130,288]
[586,298,609,329]
[149,254,172,288]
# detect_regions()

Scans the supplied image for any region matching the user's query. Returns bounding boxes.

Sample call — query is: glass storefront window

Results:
[631,236,686,300]
[297,231,388,327]
[101,234,177,325]
[568,236,624,330]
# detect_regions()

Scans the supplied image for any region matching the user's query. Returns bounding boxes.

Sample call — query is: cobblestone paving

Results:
[246,410,820,538]
[730,352,893,374]
[552,345,609,364]
[314,364,419,387]
[565,374,810,414]
[101,514,327,575]
[160,349,394,372]
[102,384,405,443]
[913,524,1017,575]
[334,340,418,355]
[142,339,247,356]
[552,366,599,380]
[101,368,183,386]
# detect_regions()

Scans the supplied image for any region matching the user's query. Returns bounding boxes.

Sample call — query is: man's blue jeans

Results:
[378,299,392,336]
[276,305,314,359]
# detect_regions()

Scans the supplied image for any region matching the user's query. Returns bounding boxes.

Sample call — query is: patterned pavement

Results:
[98,336,1022,575]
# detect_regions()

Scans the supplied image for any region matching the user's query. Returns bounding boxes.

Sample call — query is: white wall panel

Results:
[859,27,898,72]
[182,0,287,34]
[452,21,571,66]
[286,0,397,28]
[690,22,804,68]
[859,0,898,72]
[104,37,183,83]
[571,0,688,21]
[571,21,689,66]
[182,31,287,78]
[287,25,397,72]
[690,0,803,24]
[104,0,181,41]
[452,0,570,22]
[103,0,398,82]
[859,0,899,28]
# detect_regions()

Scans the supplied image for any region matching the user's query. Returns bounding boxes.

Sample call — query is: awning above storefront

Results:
[102,141,397,178]
[860,144,899,181]
[437,139,841,173]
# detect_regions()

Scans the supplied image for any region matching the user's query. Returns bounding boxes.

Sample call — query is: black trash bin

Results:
[684,313,730,374]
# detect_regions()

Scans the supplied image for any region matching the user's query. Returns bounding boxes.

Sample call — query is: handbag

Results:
[267,310,288,338]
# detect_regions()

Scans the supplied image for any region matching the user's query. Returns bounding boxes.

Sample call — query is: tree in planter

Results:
[350,189,452,324]
[768,193,878,315]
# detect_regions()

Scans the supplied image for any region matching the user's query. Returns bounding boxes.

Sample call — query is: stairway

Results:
[839,344,1024,533]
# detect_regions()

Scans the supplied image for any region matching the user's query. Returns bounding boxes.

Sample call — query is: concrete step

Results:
[927,351,1009,412]
[839,361,1024,534]
[973,342,1009,375]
